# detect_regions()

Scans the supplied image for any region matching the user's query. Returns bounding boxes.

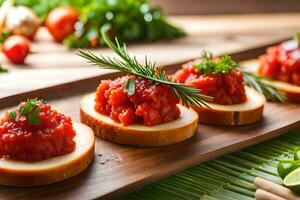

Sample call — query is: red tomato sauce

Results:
[173,62,247,105]
[0,103,76,162]
[259,41,300,86]
[94,76,180,126]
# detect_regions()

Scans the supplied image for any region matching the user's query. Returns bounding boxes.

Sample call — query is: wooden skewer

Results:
[255,177,300,200]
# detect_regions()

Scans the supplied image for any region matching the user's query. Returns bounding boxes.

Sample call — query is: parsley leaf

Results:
[8,111,16,120]
[125,78,135,95]
[18,98,45,126]
[28,107,41,125]
[194,52,237,74]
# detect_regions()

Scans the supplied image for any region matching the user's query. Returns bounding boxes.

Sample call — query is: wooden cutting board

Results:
[0,43,299,199]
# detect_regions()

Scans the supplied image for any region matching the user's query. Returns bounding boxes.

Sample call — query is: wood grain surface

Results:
[0,55,299,199]
[1,14,300,99]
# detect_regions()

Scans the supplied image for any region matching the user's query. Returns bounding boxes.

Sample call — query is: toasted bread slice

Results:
[192,87,266,126]
[241,59,300,103]
[0,122,95,187]
[80,93,198,147]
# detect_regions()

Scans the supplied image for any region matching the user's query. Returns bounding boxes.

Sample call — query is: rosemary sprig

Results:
[77,24,212,107]
[239,69,286,102]
[194,52,285,102]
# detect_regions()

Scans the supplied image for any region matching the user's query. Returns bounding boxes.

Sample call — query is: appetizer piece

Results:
[257,34,300,102]
[78,26,209,147]
[0,99,95,187]
[173,52,267,126]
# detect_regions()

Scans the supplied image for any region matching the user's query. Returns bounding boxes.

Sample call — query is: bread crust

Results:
[0,122,95,187]
[192,104,264,126]
[192,87,266,126]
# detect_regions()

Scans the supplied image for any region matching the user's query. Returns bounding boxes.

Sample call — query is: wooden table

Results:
[1,13,300,99]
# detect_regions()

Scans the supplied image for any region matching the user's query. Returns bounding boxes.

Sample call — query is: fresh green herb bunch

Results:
[65,0,185,48]
[194,52,286,102]
[195,52,237,74]
[78,25,212,108]
[2,0,185,48]
[8,98,46,125]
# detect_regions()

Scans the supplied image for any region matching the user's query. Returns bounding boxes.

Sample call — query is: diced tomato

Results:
[173,63,247,105]
[259,42,300,86]
[0,102,76,162]
[94,76,180,126]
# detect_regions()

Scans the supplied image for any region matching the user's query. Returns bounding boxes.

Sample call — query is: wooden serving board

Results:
[0,43,300,200]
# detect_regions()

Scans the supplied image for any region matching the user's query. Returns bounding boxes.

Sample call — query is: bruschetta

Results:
[0,99,95,186]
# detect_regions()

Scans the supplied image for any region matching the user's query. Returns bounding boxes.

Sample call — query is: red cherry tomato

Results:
[45,6,79,42]
[3,35,30,64]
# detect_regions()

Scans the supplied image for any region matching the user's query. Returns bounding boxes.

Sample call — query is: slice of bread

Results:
[80,93,199,147]
[192,87,266,126]
[0,122,95,187]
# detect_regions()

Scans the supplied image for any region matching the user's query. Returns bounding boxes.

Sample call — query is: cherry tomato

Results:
[3,35,30,64]
[45,6,79,42]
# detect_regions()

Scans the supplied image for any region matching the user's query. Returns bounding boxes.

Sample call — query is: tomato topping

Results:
[0,101,76,162]
[173,62,247,105]
[46,6,79,42]
[3,35,30,64]
[94,76,180,126]
[258,42,300,86]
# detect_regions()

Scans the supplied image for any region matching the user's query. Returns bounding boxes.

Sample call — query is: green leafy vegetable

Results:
[125,78,135,95]
[77,25,212,108]
[241,69,286,102]
[2,0,185,48]
[195,52,237,74]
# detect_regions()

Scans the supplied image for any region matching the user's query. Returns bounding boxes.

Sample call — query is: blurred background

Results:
[150,0,300,15]
[1,0,300,98]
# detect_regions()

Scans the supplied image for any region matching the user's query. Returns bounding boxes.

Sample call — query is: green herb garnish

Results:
[5,0,185,48]
[77,25,212,108]
[195,52,237,74]
[8,111,16,120]
[125,78,135,95]
[17,98,45,125]
[194,52,285,102]
[241,69,286,102]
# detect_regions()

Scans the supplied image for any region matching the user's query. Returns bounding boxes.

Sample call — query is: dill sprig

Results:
[77,24,212,108]
[9,98,46,125]
[194,52,286,102]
